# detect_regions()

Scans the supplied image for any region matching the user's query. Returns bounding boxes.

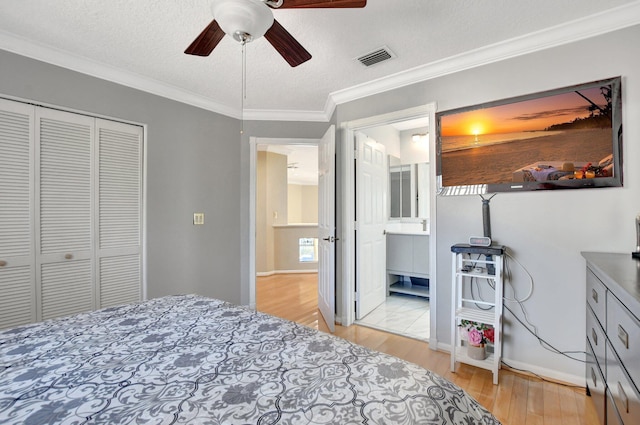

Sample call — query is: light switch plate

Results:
[193,212,205,225]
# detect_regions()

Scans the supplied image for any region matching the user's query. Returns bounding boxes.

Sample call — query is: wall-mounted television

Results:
[436,77,623,195]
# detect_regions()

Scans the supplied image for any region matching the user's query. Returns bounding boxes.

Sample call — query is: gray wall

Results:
[335,25,640,381]
[0,50,243,303]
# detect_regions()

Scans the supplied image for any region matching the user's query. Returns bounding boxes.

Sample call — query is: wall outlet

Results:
[193,212,205,225]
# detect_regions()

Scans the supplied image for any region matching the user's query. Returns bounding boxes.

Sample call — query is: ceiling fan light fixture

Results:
[212,0,274,43]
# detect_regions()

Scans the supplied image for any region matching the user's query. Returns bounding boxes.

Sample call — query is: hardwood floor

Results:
[256,273,599,425]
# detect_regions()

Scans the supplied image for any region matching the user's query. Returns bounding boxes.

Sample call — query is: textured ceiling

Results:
[0,0,637,118]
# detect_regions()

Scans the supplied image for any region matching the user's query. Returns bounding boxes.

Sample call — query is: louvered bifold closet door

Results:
[96,119,142,308]
[36,108,94,321]
[0,99,35,330]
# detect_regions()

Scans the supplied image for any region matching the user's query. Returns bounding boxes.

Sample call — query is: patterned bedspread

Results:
[0,295,500,424]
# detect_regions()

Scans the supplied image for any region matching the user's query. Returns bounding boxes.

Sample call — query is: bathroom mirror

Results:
[389,156,429,219]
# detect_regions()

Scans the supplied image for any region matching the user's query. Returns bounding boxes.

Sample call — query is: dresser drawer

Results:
[607,340,640,424]
[587,268,607,327]
[607,293,640,384]
[587,304,606,373]
[586,340,605,424]
[607,388,624,425]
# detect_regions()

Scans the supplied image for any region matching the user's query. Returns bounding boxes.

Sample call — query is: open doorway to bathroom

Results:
[351,114,432,341]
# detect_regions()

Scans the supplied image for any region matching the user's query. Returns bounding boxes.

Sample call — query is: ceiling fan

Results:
[185,0,367,67]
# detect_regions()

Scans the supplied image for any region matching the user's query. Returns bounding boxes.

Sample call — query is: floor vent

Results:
[356,46,395,67]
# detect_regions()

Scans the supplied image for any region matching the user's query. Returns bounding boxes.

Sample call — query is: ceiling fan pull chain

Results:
[240,39,246,134]
[243,40,247,101]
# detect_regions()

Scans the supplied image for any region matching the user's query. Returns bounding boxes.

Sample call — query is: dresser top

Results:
[582,252,640,316]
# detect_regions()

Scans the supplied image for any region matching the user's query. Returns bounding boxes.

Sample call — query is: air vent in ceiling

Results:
[356,46,396,67]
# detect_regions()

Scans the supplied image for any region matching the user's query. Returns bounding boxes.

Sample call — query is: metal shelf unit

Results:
[450,244,505,385]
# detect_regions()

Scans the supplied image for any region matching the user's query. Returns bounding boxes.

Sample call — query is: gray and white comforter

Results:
[0,294,500,424]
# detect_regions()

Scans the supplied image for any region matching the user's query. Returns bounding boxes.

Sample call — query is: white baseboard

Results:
[499,357,584,387]
[256,270,318,277]
[435,342,583,386]
[437,342,452,353]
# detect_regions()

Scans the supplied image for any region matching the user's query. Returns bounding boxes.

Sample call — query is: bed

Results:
[0,294,500,424]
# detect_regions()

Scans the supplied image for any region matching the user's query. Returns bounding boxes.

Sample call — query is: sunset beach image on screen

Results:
[436,77,622,192]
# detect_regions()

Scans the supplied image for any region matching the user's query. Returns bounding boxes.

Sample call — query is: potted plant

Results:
[459,320,495,360]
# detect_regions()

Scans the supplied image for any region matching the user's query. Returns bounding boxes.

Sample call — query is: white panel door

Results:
[95,119,143,308]
[0,99,35,329]
[36,108,95,321]
[318,125,336,332]
[355,132,387,320]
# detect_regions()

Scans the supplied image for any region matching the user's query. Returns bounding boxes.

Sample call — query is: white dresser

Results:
[582,252,640,424]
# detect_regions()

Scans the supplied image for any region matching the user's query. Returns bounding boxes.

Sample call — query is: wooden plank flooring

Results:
[256,273,600,425]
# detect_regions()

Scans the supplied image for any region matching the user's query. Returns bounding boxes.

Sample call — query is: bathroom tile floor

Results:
[356,293,430,341]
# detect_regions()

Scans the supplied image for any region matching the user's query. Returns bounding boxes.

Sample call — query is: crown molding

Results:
[242,108,328,121]
[242,91,336,122]
[329,1,640,107]
[0,30,241,119]
[1,1,639,123]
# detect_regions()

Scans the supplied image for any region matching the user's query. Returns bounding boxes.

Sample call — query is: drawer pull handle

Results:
[591,367,597,388]
[0,260,6,267]
[591,328,598,346]
[591,288,598,303]
[618,324,629,349]
[618,382,629,413]
[64,253,73,260]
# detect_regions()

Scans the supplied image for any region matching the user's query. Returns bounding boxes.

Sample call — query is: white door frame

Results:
[339,103,439,349]
[248,136,320,310]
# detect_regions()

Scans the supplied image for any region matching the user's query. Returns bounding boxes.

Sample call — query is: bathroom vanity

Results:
[386,231,429,298]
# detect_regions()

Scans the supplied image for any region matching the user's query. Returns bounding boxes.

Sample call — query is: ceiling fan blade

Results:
[184,20,225,56]
[264,19,312,67]
[278,0,366,8]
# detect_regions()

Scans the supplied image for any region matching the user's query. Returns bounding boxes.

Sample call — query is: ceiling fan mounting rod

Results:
[261,0,284,8]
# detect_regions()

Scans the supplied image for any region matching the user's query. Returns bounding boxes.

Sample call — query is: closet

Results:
[0,98,143,330]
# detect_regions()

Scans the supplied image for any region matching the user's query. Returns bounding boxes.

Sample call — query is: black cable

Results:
[500,253,588,363]
[503,303,587,362]
[468,254,493,311]
[471,276,494,311]
[463,252,585,364]
[500,359,586,389]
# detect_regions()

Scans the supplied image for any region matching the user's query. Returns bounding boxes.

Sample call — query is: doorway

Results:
[249,127,336,331]
[339,104,438,347]
[252,140,319,315]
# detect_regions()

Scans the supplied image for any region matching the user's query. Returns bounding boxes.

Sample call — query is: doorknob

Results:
[322,236,339,242]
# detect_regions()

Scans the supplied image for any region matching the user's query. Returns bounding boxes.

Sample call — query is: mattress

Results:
[0,294,500,424]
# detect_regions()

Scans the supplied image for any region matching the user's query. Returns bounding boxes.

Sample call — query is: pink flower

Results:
[468,328,483,346]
